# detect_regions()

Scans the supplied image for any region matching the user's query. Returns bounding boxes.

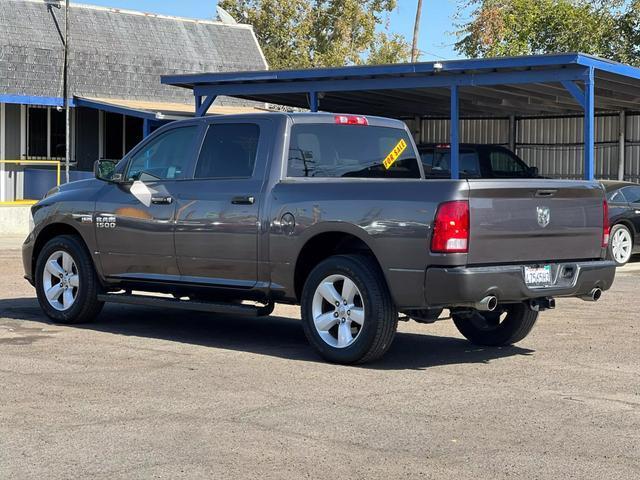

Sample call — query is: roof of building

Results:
[0,0,267,105]
[162,53,640,117]
[74,96,268,120]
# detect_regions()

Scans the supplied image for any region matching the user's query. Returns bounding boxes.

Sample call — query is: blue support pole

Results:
[584,67,595,180]
[309,91,319,112]
[143,119,151,138]
[195,95,202,114]
[196,95,217,117]
[450,85,460,180]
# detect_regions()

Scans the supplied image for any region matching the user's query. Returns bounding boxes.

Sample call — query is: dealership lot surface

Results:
[0,236,638,479]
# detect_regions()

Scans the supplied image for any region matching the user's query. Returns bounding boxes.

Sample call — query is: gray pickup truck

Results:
[23,112,616,364]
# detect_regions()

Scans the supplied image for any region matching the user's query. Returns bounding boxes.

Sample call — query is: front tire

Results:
[609,224,633,266]
[452,303,538,346]
[300,255,397,364]
[35,235,103,324]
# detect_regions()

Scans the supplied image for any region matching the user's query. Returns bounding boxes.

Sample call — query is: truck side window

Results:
[195,124,260,179]
[622,186,640,204]
[419,148,478,178]
[127,126,198,181]
[489,150,527,176]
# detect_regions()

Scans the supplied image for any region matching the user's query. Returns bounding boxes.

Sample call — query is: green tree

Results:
[367,32,413,64]
[218,0,412,68]
[455,0,640,65]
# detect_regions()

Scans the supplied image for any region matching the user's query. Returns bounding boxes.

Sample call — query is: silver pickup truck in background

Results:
[22,112,616,364]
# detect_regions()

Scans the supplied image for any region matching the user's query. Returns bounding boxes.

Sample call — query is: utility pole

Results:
[411,0,423,63]
[63,0,70,183]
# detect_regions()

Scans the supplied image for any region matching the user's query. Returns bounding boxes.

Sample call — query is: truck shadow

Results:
[0,297,534,370]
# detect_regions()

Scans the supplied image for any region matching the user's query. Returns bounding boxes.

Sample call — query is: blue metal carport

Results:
[162,53,640,181]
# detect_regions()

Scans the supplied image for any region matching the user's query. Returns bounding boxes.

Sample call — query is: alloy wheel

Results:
[312,274,365,348]
[611,227,632,264]
[42,250,79,311]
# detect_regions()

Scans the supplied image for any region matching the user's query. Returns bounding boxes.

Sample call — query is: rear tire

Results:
[452,303,538,346]
[300,255,397,364]
[35,235,103,324]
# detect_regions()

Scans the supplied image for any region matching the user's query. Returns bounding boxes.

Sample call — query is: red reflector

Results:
[334,115,368,126]
[431,200,470,253]
[602,200,610,247]
[436,144,451,149]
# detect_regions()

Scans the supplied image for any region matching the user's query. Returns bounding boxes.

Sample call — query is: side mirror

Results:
[94,160,121,182]
[528,166,539,177]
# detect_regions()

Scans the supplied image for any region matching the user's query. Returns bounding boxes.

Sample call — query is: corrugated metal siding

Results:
[517,144,619,180]
[413,113,639,181]
[417,118,509,145]
[517,115,618,144]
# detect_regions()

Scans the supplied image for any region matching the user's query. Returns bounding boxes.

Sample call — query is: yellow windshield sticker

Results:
[383,139,408,170]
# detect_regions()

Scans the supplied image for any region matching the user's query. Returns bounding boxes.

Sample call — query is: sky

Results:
[82,0,465,61]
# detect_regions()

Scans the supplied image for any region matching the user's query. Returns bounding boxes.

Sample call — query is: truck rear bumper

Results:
[425,260,616,307]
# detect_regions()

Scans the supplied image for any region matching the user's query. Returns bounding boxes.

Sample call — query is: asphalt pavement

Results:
[1,236,638,479]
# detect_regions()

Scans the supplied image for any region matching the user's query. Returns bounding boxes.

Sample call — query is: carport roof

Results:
[162,53,640,117]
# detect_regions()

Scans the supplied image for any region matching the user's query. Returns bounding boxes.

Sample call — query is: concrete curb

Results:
[0,205,30,236]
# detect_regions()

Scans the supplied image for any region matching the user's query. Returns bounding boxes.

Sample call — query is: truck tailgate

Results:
[467,180,605,264]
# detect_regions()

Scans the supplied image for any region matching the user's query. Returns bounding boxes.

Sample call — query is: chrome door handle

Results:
[535,189,557,198]
[151,196,173,204]
[231,195,255,205]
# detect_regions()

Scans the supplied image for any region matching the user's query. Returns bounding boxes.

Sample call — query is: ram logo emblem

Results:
[536,206,550,228]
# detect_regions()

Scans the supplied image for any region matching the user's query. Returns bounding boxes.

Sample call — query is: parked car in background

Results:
[602,180,640,265]
[418,144,540,179]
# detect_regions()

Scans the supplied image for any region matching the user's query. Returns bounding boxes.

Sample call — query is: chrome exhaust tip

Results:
[580,288,602,302]
[476,295,498,312]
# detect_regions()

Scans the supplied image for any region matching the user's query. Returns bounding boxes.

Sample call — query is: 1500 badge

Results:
[96,216,117,228]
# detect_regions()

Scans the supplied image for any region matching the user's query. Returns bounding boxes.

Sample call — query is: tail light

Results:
[334,115,368,126]
[431,200,470,253]
[602,200,610,247]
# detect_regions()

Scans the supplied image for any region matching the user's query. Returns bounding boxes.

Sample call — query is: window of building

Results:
[27,107,48,158]
[27,106,68,159]
[103,112,144,160]
[125,117,144,153]
[195,124,260,179]
[104,112,124,160]
[50,108,66,158]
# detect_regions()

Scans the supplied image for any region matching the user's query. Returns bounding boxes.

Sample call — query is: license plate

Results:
[524,265,552,287]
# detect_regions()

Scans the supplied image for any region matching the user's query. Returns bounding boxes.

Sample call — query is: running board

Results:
[97,293,261,316]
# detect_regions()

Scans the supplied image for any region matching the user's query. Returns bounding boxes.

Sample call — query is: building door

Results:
[95,124,201,279]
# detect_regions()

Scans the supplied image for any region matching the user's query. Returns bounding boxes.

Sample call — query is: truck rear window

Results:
[287,124,420,178]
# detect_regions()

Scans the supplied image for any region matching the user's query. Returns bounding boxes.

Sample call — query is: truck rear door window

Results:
[195,123,260,179]
[287,124,420,178]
